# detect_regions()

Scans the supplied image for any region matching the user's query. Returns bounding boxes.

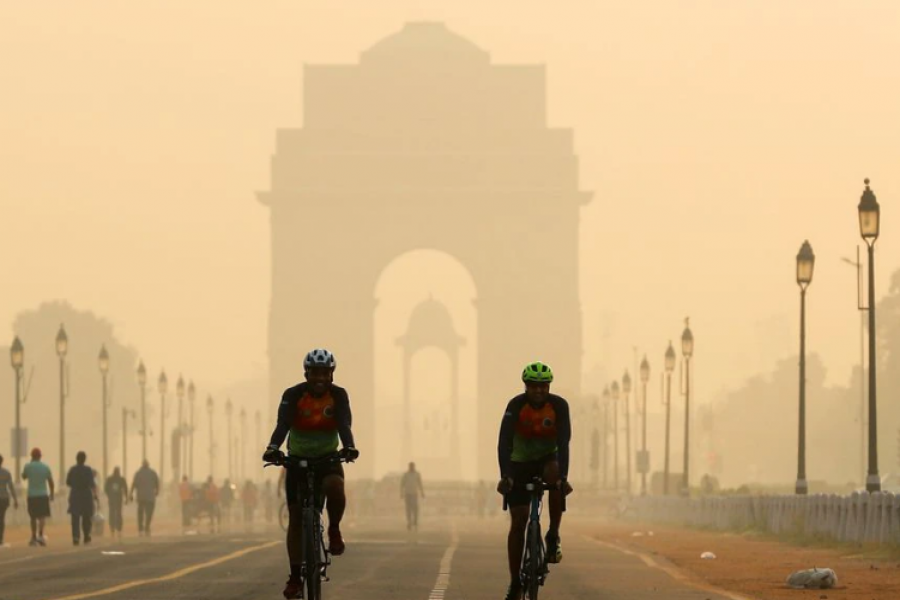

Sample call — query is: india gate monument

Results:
[258,22,591,480]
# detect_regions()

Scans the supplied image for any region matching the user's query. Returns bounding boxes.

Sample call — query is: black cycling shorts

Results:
[284,460,344,509]
[506,454,558,509]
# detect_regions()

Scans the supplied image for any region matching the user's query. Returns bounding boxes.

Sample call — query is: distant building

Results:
[258,23,591,478]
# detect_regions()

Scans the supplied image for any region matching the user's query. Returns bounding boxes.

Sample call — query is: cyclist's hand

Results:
[560,480,574,496]
[497,477,513,495]
[262,445,283,464]
[342,447,360,462]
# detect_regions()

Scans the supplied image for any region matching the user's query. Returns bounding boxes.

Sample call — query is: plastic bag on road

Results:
[786,567,838,589]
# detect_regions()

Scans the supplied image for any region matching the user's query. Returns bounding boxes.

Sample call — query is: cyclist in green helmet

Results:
[497,361,573,600]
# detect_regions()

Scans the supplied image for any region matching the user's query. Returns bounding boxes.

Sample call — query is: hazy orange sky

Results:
[2,2,899,409]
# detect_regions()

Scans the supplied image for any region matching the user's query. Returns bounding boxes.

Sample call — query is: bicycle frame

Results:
[520,478,551,599]
[266,453,348,600]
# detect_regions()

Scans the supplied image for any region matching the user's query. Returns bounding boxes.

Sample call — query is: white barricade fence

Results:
[627,491,900,546]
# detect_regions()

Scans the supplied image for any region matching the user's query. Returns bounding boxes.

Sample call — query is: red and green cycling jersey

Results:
[268,382,355,457]
[498,393,572,479]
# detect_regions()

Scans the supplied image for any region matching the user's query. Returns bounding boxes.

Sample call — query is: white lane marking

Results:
[583,536,756,600]
[38,540,279,600]
[428,526,459,600]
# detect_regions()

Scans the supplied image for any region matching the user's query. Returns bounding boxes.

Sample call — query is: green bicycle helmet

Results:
[522,361,554,383]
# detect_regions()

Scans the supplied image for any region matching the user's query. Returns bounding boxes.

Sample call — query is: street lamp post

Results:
[239,408,247,483]
[188,381,196,481]
[122,408,136,480]
[611,381,620,491]
[158,371,168,487]
[639,356,650,496]
[858,178,882,493]
[255,410,261,463]
[622,371,633,495]
[841,249,867,487]
[137,361,147,461]
[10,337,24,483]
[56,324,68,484]
[681,319,694,497]
[591,399,600,489]
[225,399,233,481]
[176,375,185,483]
[663,342,676,495]
[795,240,815,495]
[99,345,111,481]
[602,386,610,489]
[206,395,214,479]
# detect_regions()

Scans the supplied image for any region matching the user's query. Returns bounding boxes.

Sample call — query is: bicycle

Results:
[504,477,560,600]
[265,451,352,600]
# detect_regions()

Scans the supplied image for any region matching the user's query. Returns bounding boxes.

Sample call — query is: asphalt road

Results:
[0,517,741,600]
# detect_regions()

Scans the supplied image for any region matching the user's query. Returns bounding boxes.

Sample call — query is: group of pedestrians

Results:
[0,448,161,546]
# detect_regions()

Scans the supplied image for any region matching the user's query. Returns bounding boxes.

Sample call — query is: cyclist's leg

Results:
[321,474,346,527]
[285,468,304,568]
[507,505,528,581]
[321,465,346,555]
[542,460,562,533]
[542,459,563,563]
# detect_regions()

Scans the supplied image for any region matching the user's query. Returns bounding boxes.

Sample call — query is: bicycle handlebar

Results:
[501,477,566,511]
[264,451,352,470]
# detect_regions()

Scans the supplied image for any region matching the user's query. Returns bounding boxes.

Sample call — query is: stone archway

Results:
[258,22,591,479]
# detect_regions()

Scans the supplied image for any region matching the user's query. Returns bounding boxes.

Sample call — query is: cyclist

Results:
[497,361,573,600]
[262,348,359,600]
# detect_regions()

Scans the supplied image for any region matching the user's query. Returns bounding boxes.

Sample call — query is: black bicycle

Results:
[265,451,351,600]
[505,477,559,600]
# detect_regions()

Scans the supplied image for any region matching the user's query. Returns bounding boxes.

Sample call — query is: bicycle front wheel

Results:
[526,521,542,600]
[304,508,322,600]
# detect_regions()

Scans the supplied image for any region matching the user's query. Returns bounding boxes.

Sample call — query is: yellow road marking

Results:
[41,540,280,600]
[583,536,758,600]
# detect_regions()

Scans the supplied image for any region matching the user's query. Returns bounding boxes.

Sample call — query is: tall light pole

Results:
[639,356,650,496]
[255,410,261,471]
[225,398,233,481]
[158,370,168,487]
[611,381,620,491]
[10,336,24,483]
[590,399,600,489]
[176,375,185,483]
[56,324,68,484]
[99,345,111,481]
[601,386,610,489]
[207,395,214,479]
[137,361,148,461]
[663,342,676,495]
[858,178,881,493]
[841,249,867,487]
[795,240,815,495]
[122,408,136,479]
[239,407,247,483]
[622,371,633,495]
[681,319,694,497]
[188,381,196,481]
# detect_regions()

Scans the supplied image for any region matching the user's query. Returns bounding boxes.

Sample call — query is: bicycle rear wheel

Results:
[304,508,322,600]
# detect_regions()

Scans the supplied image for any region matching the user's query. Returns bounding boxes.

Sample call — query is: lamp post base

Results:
[866,473,882,493]
[795,479,808,495]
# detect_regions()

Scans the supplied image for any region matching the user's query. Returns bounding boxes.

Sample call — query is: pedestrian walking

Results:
[179,475,194,530]
[66,451,98,545]
[104,466,127,538]
[0,454,20,546]
[400,462,425,531]
[241,480,258,527]
[203,476,220,533]
[130,460,159,536]
[22,448,54,546]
